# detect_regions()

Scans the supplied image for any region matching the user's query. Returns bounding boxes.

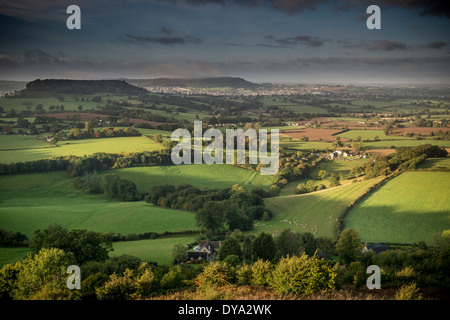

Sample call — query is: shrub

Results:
[195,262,230,291]
[96,269,136,300]
[160,266,186,291]
[236,264,253,286]
[250,259,273,287]
[222,255,241,268]
[269,254,337,295]
[11,248,78,300]
[394,282,422,300]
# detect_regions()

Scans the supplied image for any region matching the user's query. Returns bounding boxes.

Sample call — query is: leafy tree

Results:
[116,179,139,201]
[30,224,113,265]
[103,173,121,198]
[172,244,188,264]
[269,254,336,295]
[195,201,226,234]
[275,229,301,259]
[195,262,231,291]
[218,237,242,261]
[11,248,78,300]
[250,259,273,286]
[300,232,317,256]
[328,173,341,187]
[317,169,329,180]
[252,232,276,261]
[336,229,363,264]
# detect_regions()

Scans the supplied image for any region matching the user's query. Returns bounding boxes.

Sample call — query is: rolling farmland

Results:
[254,176,385,239]
[346,171,450,244]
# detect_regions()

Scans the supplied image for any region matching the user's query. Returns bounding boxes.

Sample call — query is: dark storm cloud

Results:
[156,0,450,18]
[341,40,410,51]
[423,41,447,50]
[340,40,448,51]
[266,35,325,47]
[124,34,202,45]
[289,55,450,67]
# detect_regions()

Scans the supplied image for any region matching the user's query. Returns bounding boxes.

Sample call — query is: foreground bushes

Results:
[270,254,336,295]
[195,254,336,296]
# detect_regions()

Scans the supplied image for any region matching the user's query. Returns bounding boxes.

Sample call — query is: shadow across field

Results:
[346,204,450,245]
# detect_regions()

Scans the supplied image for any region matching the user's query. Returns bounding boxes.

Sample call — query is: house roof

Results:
[199,241,222,252]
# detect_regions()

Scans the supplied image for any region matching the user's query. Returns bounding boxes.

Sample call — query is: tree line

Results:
[0,149,173,176]
[353,144,448,179]
[2,226,448,300]
[145,184,273,234]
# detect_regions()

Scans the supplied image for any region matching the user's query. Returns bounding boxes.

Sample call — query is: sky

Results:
[0,0,449,84]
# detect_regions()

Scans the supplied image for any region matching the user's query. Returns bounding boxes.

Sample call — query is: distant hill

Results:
[127,77,259,89]
[0,81,27,96]
[15,79,148,97]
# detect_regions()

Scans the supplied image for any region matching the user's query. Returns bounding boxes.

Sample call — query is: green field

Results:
[105,164,273,192]
[0,246,30,267]
[0,134,52,150]
[251,176,384,239]
[364,139,450,149]
[281,141,333,151]
[418,157,450,170]
[337,130,411,141]
[0,136,163,163]
[346,171,450,244]
[110,236,197,265]
[0,171,198,238]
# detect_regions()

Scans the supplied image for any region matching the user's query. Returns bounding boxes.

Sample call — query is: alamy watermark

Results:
[67,265,81,290]
[170,121,280,175]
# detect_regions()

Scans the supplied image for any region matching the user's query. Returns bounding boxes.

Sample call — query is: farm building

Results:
[187,241,222,262]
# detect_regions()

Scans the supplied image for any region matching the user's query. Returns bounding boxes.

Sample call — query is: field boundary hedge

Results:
[110,229,201,242]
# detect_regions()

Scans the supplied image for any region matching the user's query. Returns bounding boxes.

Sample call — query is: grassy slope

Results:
[252,176,384,239]
[346,171,450,244]
[418,157,450,169]
[337,130,410,141]
[104,164,273,192]
[110,236,197,265]
[364,139,450,149]
[0,171,198,238]
[0,135,52,151]
[0,136,163,163]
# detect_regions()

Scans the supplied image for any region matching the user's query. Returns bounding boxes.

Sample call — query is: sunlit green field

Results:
[346,171,450,244]
[0,136,163,163]
[364,139,450,149]
[251,177,384,239]
[104,164,273,192]
[337,130,411,141]
[0,134,52,150]
[0,171,198,238]
[110,236,198,265]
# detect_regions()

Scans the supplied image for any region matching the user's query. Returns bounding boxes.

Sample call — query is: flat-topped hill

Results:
[16,79,148,97]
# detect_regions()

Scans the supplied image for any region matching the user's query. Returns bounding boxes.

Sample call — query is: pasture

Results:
[110,236,198,266]
[0,136,163,163]
[336,130,411,141]
[345,171,450,244]
[363,139,450,149]
[104,164,273,192]
[252,177,385,239]
[0,171,198,238]
[0,134,52,151]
